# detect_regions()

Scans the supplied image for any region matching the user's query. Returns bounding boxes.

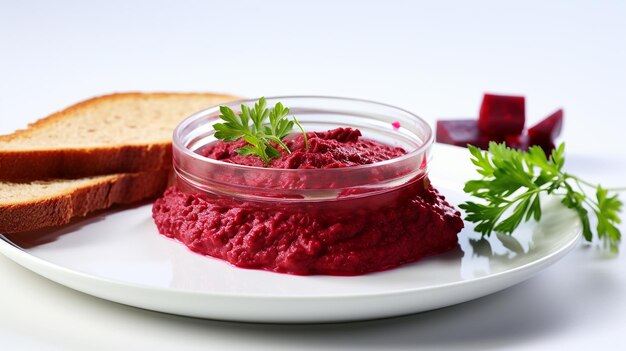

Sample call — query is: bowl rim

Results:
[172,95,434,174]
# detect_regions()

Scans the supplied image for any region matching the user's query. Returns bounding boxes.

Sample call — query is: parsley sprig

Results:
[213,97,307,165]
[460,142,624,252]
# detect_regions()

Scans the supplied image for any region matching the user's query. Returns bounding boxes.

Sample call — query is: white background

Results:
[1,1,625,350]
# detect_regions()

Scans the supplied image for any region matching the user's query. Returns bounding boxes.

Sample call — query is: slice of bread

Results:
[0,92,239,180]
[0,171,169,233]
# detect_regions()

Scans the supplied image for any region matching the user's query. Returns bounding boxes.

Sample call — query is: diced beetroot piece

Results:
[528,109,563,153]
[478,94,526,137]
[436,119,496,150]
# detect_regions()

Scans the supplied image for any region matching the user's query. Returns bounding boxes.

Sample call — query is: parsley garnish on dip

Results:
[212,97,308,165]
[153,98,465,275]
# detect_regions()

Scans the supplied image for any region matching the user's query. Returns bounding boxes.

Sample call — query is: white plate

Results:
[0,144,581,323]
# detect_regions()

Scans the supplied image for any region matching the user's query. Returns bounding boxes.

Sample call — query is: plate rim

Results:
[0,220,581,300]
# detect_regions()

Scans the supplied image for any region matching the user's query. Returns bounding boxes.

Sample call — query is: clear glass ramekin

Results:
[172,96,433,205]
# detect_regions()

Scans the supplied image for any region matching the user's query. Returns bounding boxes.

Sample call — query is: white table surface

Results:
[1,1,625,350]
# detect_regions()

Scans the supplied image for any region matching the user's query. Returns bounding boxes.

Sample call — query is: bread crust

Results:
[0,170,170,233]
[0,92,240,180]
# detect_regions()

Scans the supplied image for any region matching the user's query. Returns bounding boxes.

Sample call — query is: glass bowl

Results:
[172,96,434,204]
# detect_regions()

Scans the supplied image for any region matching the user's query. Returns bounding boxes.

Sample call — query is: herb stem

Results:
[566,173,626,192]
[582,198,601,213]
[565,173,597,188]
[293,116,308,151]
[572,179,587,195]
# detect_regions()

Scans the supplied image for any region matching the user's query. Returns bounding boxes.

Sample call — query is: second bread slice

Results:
[0,171,169,233]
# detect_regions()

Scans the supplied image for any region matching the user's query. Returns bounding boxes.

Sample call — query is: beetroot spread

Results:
[203,127,406,168]
[153,128,464,276]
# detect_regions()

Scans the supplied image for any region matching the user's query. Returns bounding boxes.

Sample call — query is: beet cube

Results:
[528,109,563,153]
[436,119,495,150]
[478,94,525,137]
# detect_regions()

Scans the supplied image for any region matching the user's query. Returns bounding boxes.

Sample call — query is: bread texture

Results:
[0,171,169,233]
[0,92,239,180]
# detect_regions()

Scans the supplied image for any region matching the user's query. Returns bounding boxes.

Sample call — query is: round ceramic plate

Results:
[0,144,581,323]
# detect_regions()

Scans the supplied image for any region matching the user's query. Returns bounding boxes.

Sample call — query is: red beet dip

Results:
[153,128,464,275]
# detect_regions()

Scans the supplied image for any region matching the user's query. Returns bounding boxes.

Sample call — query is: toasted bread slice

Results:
[0,171,169,233]
[0,92,239,180]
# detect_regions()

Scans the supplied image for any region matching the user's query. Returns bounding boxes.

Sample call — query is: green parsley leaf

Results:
[212,97,308,165]
[460,142,624,252]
